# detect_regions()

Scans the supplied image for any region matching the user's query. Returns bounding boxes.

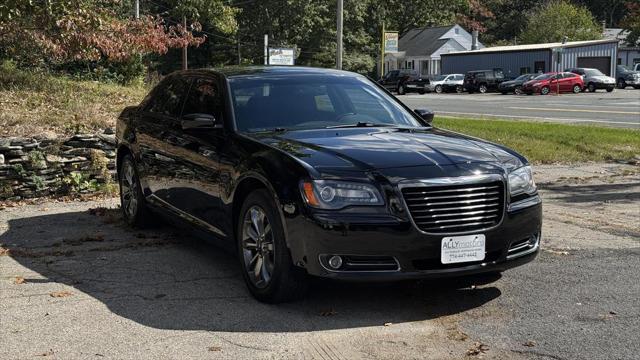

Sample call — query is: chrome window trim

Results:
[318,254,401,273]
[397,174,507,236]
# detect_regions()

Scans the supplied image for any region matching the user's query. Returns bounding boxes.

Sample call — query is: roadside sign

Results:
[268,48,295,65]
[384,32,398,53]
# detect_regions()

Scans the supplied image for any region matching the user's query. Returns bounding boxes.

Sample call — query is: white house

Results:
[384,24,483,76]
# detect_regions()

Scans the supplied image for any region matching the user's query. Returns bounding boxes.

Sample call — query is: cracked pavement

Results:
[1,163,638,359]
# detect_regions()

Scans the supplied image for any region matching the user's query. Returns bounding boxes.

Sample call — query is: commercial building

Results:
[384,25,482,76]
[604,28,639,67]
[441,39,618,77]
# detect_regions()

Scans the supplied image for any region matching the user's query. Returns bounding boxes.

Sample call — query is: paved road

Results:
[1,164,639,359]
[398,89,640,129]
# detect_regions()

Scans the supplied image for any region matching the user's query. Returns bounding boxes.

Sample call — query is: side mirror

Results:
[414,108,434,125]
[181,113,222,130]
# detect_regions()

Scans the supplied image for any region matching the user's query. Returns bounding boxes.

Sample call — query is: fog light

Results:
[328,255,343,269]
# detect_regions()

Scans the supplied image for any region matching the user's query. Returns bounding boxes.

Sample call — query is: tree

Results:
[519,0,603,44]
[621,1,640,46]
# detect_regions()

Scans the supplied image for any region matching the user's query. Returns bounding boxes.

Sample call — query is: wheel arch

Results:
[116,145,133,175]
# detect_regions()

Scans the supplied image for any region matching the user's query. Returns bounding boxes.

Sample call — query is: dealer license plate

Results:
[441,234,486,264]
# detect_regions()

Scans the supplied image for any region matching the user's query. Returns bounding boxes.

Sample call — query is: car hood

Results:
[249,128,524,174]
[590,75,615,82]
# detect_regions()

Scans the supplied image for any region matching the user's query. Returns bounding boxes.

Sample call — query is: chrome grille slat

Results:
[402,180,505,234]
[404,191,500,201]
[405,197,500,207]
[412,208,498,219]
[403,185,500,195]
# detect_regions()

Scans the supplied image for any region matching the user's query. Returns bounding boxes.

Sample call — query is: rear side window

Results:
[181,77,223,120]
[146,76,190,116]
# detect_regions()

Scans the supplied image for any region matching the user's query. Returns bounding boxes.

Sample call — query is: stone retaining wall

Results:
[0,130,117,200]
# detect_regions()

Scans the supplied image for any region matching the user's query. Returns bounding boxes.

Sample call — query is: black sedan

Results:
[116,66,541,303]
[498,74,538,94]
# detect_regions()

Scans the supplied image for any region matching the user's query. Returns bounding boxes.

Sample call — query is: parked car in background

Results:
[616,65,640,89]
[498,74,538,95]
[522,72,584,95]
[379,69,425,95]
[565,68,615,92]
[463,69,506,93]
[427,74,464,93]
[634,63,640,72]
[116,66,541,303]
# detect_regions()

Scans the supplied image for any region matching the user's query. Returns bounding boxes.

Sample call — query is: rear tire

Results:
[478,84,488,93]
[118,154,154,228]
[617,79,626,89]
[606,87,614,93]
[587,83,596,92]
[456,85,464,93]
[514,86,523,95]
[237,189,308,303]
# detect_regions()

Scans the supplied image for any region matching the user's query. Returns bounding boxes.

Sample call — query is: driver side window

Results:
[181,77,223,121]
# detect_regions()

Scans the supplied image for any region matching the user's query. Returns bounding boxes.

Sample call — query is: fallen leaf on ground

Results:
[319,309,337,316]
[0,247,9,256]
[544,249,570,256]
[522,340,536,347]
[208,346,222,352]
[49,291,73,298]
[14,277,25,284]
[384,322,393,327]
[466,342,489,356]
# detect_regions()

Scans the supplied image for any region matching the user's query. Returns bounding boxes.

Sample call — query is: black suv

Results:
[616,65,640,89]
[379,69,427,95]
[464,69,506,93]
[116,66,541,303]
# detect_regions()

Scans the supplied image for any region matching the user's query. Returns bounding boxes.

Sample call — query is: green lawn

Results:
[433,117,640,164]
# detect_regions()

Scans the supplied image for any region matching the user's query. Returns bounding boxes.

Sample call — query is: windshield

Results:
[585,69,605,76]
[534,74,553,80]
[432,75,447,81]
[618,65,631,71]
[230,75,422,132]
[515,74,531,81]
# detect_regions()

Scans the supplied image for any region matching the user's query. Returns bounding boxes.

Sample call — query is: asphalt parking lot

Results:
[398,88,640,128]
[1,163,639,359]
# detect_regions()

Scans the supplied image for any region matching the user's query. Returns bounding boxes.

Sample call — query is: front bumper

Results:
[285,200,542,281]
[591,81,615,89]
[405,83,428,91]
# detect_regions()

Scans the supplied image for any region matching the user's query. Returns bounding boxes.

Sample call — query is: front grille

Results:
[401,180,505,234]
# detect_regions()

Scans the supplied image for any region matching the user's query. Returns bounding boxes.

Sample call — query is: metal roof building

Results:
[441,39,618,78]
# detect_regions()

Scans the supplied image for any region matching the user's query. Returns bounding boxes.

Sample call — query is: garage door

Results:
[577,57,611,75]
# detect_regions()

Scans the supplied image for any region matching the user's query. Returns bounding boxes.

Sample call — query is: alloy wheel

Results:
[617,80,625,89]
[541,86,550,95]
[456,85,463,93]
[479,84,487,93]
[514,86,523,95]
[398,85,405,95]
[573,85,582,94]
[241,206,275,289]
[435,85,442,93]
[588,83,596,92]
[120,160,138,219]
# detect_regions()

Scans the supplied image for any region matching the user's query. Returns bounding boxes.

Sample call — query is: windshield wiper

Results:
[325,122,394,129]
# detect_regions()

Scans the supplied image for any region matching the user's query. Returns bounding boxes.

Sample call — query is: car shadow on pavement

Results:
[540,181,640,204]
[1,209,501,332]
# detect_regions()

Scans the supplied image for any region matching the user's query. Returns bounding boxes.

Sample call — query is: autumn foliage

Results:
[0,0,205,65]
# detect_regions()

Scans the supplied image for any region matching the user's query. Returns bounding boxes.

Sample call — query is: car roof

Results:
[169,66,362,79]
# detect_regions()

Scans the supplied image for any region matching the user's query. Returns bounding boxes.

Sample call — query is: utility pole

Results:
[264,34,269,65]
[182,16,188,70]
[237,34,242,65]
[336,0,343,69]
[135,0,139,19]
[380,22,385,78]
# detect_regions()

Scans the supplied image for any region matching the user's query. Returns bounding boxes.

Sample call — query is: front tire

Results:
[435,85,443,94]
[587,83,596,92]
[118,154,153,227]
[514,86,523,95]
[617,79,626,89]
[541,86,550,95]
[572,84,582,94]
[237,189,308,303]
[456,85,464,93]
[397,84,405,95]
[478,84,488,93]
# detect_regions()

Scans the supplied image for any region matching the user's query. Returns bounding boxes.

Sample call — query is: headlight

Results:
[300,180,384,209]
[508,166,536,196]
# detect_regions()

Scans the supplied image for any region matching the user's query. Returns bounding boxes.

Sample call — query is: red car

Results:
[522,72,584,95]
